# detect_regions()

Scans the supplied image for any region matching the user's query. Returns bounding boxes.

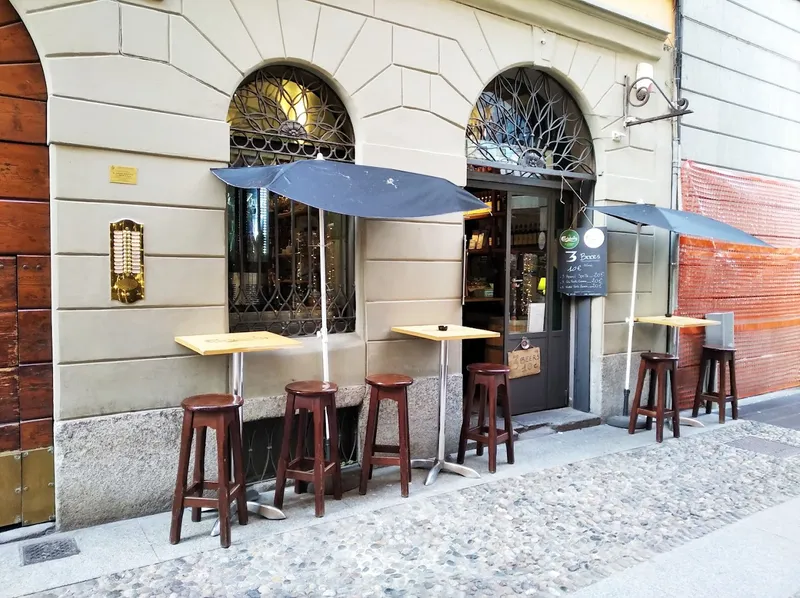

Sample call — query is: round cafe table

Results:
[390,324,500,485]
[175,331,301,536]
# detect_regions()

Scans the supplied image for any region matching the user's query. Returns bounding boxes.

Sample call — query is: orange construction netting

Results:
[675,161,800,408]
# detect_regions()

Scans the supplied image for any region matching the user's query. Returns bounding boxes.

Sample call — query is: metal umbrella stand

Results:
[588,203,770,430]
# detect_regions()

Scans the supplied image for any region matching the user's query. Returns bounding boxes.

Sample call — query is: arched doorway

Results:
[224,65,360,484]
[462,67,595,414]
[0,0,53,529]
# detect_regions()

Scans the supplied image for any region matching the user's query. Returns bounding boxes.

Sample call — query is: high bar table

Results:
[390,324,500,485]
[175,331,301,537]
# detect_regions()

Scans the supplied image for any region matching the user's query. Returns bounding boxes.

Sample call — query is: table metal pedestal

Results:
[410,340,481,486]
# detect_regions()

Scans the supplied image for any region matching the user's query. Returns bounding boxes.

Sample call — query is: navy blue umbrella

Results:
[589,204,770,247]
[211,159,487,217]
[588,203,769,423]
[212,157,485,454]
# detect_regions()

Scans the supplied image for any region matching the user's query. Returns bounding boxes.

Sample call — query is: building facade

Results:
[673,0,800,405]
[2,0,674,530]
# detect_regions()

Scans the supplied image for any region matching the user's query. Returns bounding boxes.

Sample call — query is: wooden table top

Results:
[635,315,721,328]
[175,331,302,356]
[391,324,500,342]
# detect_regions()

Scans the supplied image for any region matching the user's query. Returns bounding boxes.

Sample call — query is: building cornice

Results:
[457,0,672,59]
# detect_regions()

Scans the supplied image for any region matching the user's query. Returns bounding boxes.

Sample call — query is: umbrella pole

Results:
[608,224,643,430]
[319,209,332,461]
[622,224,642,416]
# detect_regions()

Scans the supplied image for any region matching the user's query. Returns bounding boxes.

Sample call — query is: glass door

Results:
[504,190,571,414]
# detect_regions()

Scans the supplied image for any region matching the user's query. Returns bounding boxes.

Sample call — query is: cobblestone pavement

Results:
[31,421,800,598]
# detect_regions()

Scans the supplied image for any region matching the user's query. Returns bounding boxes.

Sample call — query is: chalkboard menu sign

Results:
[556,227,608,297]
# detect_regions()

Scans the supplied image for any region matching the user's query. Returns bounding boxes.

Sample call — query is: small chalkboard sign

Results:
[556,227,608,297]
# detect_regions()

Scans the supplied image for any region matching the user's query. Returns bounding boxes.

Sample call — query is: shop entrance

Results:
[461,64,597,414]
[463,182,576,414]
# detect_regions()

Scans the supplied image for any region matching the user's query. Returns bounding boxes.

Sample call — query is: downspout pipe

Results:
[667,0,684,355]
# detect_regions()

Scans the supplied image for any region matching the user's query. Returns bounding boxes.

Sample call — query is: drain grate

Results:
[727,436,800,458]
[21,538,80,566]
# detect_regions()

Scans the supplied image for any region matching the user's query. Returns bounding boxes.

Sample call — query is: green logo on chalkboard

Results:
[559,229,580,249]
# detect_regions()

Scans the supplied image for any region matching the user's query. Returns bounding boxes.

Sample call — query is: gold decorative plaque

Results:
[109,165,138,185]
[110,219,145,304]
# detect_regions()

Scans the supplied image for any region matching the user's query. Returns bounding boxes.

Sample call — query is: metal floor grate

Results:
[21,538,79,566]
[726,436,800,458]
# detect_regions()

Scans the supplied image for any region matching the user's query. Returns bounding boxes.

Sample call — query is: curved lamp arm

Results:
[624,75,692,127]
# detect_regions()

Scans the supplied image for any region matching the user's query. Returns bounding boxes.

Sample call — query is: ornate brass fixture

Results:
[110,219,145,304]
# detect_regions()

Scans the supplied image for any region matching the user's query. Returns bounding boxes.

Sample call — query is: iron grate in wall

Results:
[21,538,79,566]
[726,436,800,458]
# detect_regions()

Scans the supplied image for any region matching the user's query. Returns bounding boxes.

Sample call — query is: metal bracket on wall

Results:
[623,75,693,127]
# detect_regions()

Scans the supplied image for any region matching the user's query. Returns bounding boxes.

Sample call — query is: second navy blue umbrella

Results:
[588,203,768,422]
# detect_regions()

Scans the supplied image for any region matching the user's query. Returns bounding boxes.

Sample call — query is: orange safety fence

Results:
[675,161,800,409]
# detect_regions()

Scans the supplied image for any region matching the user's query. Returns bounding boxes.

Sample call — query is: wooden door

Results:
[0,0,53,529]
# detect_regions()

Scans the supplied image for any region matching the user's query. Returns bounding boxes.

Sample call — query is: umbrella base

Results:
[606,414,646,430]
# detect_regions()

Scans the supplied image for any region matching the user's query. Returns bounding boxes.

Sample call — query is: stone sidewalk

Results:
[7,411,800,598]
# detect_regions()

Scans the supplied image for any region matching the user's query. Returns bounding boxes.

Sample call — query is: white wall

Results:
[680,0,800,182]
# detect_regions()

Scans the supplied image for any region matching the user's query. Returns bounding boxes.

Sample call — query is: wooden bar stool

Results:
[457,363,514,473]
[274,381,342,517]
[692,345,738,423]
[628,352,680,443]
[170,393,247,549]
[360,374,414,498]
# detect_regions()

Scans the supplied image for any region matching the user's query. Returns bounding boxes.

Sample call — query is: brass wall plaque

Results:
[0,451,22,526]
[110,219,145,304]
[21,447,55,525]
[109,165,138,185]
[508,347,541,379]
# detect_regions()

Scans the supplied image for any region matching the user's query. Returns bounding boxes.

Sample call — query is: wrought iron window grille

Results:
[227,65,357,337]
[466,68,595,179]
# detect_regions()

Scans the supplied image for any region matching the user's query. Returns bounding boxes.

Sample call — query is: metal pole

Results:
[622,224,642,416]
[437,340,449,462]
[318,208,332,460]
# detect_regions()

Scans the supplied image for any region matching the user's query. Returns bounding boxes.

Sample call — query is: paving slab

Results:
[569,496,800,598]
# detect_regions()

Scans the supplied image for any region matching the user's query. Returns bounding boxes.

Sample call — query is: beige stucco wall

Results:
[14,0,673,527]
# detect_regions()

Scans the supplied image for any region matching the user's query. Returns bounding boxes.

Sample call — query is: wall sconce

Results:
[624,62,692,127]
[110,219,145,304]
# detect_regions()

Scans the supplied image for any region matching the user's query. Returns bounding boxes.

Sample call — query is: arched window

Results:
[466,68,595,177]
[226,66,356,336]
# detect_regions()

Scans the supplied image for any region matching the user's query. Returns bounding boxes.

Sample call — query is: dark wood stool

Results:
[457,363,514,473]
[692,345,738,423]
[360,374,414,498]
[170,393,247,549]
[274,381,342,517]
[628,352,680,443]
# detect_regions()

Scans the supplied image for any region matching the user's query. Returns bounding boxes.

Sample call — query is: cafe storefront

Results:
[5,0,675,529]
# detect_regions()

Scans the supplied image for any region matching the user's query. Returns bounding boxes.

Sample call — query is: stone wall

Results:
[14,0,673,527]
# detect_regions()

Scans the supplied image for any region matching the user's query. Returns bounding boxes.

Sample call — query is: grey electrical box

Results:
[705,312,734,348]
